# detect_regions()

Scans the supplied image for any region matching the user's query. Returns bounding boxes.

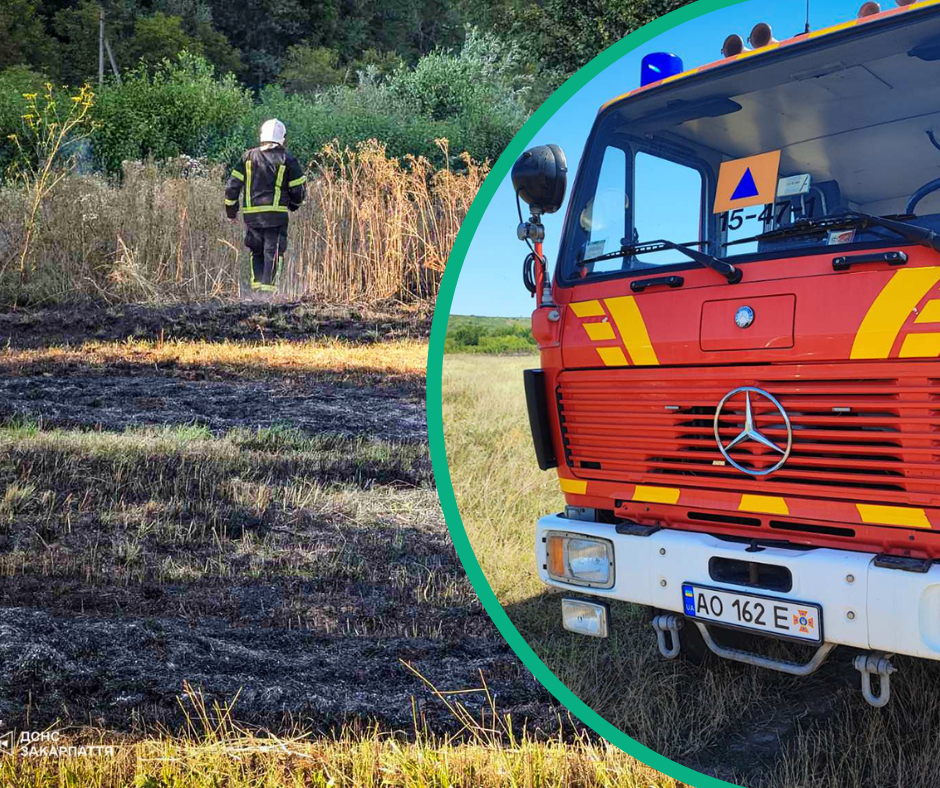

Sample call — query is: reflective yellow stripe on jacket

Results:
[273,164,286,209]
[243,205,289,214]
[244,160,252,209]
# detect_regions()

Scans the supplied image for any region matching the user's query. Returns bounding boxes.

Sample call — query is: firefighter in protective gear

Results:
[225,119,306,292]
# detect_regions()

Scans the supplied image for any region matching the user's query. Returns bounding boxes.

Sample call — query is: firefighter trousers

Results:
[245,225,288,290]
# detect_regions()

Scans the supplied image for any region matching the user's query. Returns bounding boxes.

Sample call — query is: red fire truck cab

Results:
[518,0,940,707]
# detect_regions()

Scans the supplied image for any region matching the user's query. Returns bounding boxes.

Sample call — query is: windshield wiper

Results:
[727,212,940,254]
[579,239,742,284]
[852,212,940,253]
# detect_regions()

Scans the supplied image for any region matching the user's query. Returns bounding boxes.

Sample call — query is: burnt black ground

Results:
[0,302,555,740]
[0,608,539,735]
[0,370,426,441]
[0,301,430,349]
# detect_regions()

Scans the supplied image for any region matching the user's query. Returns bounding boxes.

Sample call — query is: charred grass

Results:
[0,304,627,788]
[442,353,940,788]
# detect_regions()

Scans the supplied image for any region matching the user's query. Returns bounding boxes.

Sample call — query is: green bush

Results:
[3,25,531,178]
[0,65,47,172]
[477,334,537,354]
[0,0,57,74]
[279,45,348,93]
[449,323,486,347]
[226,28,530,168]
[387,28,529,162]
[91,53,252,174]
[444,320,536,354]
[244,83,461,168]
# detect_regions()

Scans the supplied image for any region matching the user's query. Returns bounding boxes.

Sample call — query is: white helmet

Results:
[259,118,286,145]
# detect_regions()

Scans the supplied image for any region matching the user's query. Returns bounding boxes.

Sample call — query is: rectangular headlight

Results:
[545,531,614,588]
[562,598,609,638]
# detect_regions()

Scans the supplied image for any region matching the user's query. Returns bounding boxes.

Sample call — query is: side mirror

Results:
[512,144,567,216]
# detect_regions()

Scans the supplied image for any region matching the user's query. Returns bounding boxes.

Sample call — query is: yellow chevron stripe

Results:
[604,296,659,366]
[570,300,605,317]
[900,332,940,358]
[584,321,615,341]
[915,299,940,323]
[857,504,931,529]
[559,478,587,495]
[739,494,789,516]
[633,485,680,505]
[850,267,940,359]
[596,346,628,366]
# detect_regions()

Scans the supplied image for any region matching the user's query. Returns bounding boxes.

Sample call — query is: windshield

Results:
[561,14,940,282]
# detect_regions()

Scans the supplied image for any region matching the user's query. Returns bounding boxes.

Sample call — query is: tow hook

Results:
[651,614,683,659]
[854,653,897,708]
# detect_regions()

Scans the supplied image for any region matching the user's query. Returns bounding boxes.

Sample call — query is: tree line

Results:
[2,0,688,94]
[0,0,689,173]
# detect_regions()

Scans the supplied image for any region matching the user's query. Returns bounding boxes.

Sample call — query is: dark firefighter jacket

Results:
[225,146,306,228]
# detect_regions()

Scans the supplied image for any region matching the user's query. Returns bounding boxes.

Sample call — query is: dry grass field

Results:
[0,682,684,788]
[442,353,940,788]
[0,141,485,308]
[0,301,683,788]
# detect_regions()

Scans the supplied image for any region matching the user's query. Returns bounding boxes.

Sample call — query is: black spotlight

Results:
[511,144,567,216]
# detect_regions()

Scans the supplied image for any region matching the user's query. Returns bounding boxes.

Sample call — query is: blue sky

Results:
[450,0,869,317]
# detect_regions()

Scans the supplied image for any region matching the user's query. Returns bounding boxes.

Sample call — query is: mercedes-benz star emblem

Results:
[735,305,755,329]
[713,386,792,476]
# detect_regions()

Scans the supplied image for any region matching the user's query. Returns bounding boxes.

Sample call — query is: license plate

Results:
[681,583,823,643]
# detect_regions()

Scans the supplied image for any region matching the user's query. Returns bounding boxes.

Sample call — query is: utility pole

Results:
[98,6,105,87]
[104,36,121,84]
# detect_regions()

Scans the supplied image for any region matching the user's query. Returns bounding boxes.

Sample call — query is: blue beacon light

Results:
[640,52,684,86]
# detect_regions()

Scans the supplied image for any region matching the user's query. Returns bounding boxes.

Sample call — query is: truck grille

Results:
[557,362,940,506]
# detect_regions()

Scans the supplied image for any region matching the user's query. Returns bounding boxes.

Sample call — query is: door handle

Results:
[832,251,908,271]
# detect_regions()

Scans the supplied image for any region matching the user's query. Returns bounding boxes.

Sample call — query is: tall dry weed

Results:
[0,140,488,306]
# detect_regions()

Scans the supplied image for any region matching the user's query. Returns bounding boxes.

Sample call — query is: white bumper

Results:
[536,513,940,661]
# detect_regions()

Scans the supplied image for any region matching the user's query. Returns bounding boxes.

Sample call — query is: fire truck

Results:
[515,0,940,707]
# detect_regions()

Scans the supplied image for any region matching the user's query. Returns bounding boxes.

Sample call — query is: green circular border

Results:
[427,2,748,785]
